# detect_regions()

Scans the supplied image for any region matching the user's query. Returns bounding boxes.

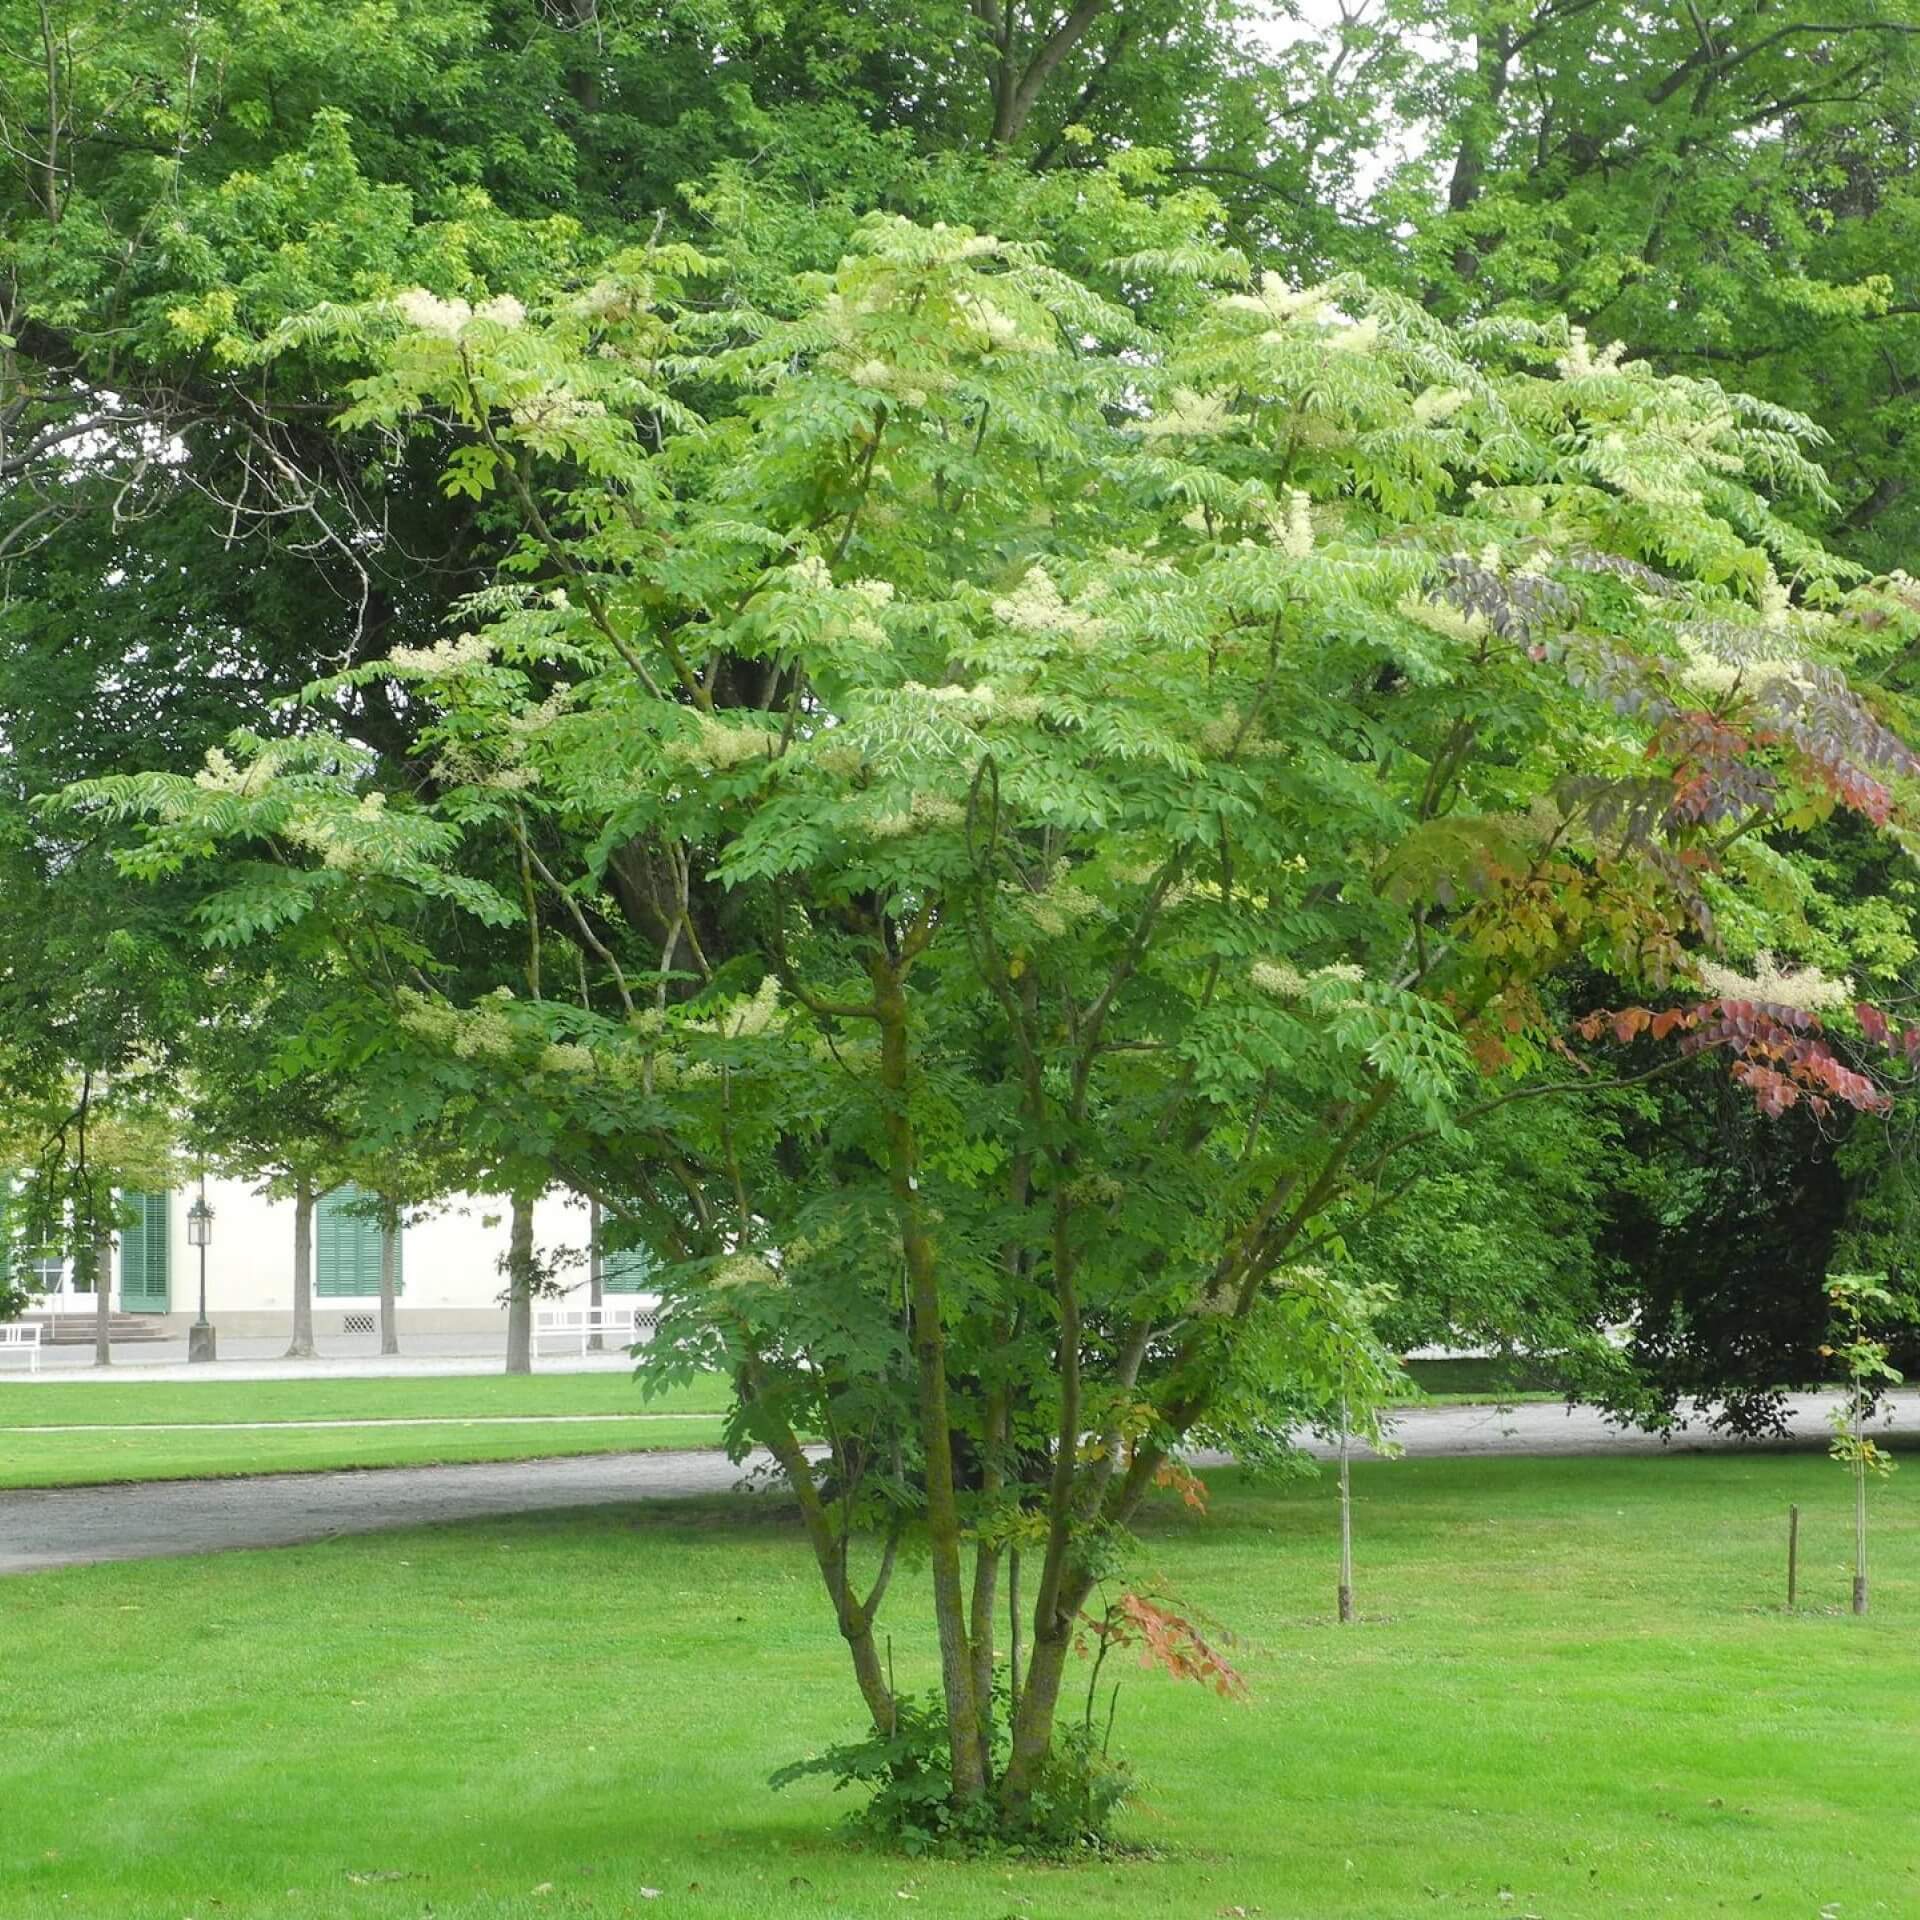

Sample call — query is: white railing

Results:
[0,1324,43,1372]
[532,1300,657,1356]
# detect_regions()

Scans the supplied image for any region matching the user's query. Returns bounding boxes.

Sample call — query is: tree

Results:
[65,192,1920,1834]
[1822,1272,1902,1615]
[15,3,1918,1423]
[1356,3,1920,569]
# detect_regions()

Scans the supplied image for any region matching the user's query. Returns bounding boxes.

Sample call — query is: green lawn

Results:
[3,1451,1916,1919]
[0,1374,734,1489]
[0,1372,732,1426]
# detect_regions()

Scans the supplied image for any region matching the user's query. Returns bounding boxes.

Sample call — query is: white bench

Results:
[0,1324,42,1373]
[532,1301,654,1355]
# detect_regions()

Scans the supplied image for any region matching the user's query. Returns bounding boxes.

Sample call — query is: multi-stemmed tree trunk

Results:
[285,1176,317,1358]
[378,1205,400,1356]
[504,1191,534,1375]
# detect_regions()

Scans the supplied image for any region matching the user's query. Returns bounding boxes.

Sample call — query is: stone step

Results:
[25,1313,173,1346]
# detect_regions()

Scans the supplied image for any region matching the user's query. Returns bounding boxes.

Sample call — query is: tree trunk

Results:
[587,1196,604,1352]
[92,1215,113,1368]
[379,1210,400,1356]
[966,1374,1010,1776]
[1006,1548,1023,1726]
[873,954,986,1803]
[750,1383,898,1736]
[1436,24,1511,295]
[986,0,1109,148]
[1002,1613,1077,1809]
[286,1176,316,1358]
[505,1190,534,1374]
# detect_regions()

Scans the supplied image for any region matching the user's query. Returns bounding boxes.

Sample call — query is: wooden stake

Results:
[1337,1395,1354,1625]
[1786,1503,1798,1610]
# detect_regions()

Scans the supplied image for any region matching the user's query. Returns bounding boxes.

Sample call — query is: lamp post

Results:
[186,1182,216,1363]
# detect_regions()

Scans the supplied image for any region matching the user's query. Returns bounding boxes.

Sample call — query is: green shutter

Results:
[119,1193,172,1312]
[600,1245,653,1294]
[317,1186,403,1297]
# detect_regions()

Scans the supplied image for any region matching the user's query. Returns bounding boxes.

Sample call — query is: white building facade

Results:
[25,1179,648,1337]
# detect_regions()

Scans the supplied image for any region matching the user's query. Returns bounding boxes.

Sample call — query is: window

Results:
[316,1185,405,1297]
[599,1245,654,1294]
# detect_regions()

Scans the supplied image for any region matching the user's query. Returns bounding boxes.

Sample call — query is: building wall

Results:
[137,1179,597,1334]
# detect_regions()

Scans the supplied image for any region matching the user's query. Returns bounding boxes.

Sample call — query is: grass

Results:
[0,1372,733,1426]
[0,1367,1559,1491]
[0,1374,734,1489]
[3,1449,1915,1919]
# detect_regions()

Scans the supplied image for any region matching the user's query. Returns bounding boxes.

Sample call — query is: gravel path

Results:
[5,1392,1913,1578]
[0,1447,769,1576]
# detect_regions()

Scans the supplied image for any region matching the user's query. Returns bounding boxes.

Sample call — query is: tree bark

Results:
[505,1189,534,1374]
[587,1195,604,1352]
[91,1215,112,1368]
[379,1207,400,1356]
[286,1176,316,1358]
[1002,1613,1077,1806]
[750,1377,897,1735]
[1437,22,1512,294]
[967,1516,1003,1778]
[986,0,1110,147]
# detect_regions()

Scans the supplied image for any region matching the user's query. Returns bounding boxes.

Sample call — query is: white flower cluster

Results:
[848,358,932,408]
[1142,386,1237,439]
[666,714,778,771]
[1001,871,1102,938]
[710,1254,780,1291]
[1412,386,1471,426]
[991,567,1105,650]
[1222,273,1332,328]
[1556,327,1628,380]
[194,740,304,795]
[808,739,867,780]
[868,792,966,839]
[509,385,606,431]
[1252,960,1366,999]
[194,746,248,792]
[1326,314,1381,355]
[1698,952,1854,1013]
[540,1042,597,1075]
[394,289,526,339]
[278,800,367,870]
[387,633,494,675]
[1279,488,1314,560]
[903,679,996,706]
[717,974,783,1040]
[450,999,520,1061]
[1396,594,1487,643]
[955,290,1045,354]
[1672,640,1804,699]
